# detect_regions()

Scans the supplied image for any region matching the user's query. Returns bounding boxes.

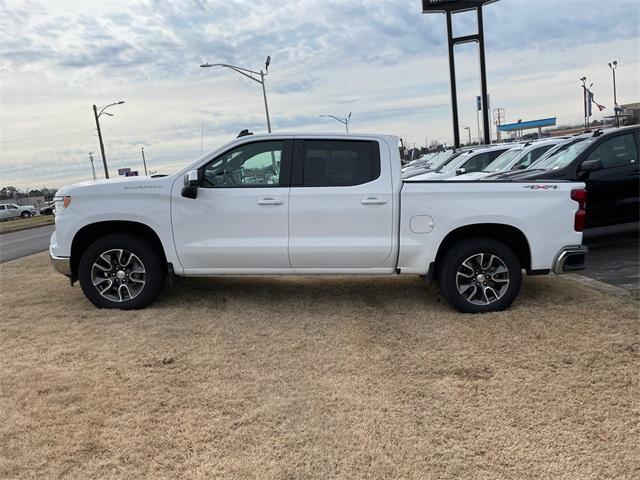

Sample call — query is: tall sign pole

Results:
[422,0,498,148]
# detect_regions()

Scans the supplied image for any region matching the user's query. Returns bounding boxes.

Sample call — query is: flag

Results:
[587,90,605,117]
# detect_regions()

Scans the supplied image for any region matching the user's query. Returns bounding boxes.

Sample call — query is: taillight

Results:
[571,189,587,232]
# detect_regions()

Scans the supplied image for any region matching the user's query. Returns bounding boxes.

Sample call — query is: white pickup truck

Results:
[50,133,588,313]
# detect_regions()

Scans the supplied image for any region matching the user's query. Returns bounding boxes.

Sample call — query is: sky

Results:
[1,0,639,190]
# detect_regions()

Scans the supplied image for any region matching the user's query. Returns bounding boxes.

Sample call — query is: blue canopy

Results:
[498,117,556,132]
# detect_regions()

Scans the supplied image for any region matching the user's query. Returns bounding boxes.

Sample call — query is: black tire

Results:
[78,233,165,310]
[21,211,31,218]
[438,238,522,314]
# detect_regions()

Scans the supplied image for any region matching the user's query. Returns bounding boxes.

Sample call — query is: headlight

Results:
[53,196,71,213]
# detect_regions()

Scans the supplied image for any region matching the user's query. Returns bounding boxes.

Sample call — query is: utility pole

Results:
[201,120,204,155]
[141,147,148,175]
[608,61,619,128]
[493,107,504,142]
[92,100,125,179]
[89,152,96,180]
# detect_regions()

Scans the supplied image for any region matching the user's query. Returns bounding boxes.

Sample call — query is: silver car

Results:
[0,203,36,220]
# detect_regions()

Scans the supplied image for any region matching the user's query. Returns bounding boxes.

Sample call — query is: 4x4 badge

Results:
[523,185,558,190]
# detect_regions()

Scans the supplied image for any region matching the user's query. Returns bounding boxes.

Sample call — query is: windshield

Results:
[438,152,468,173]
[423,152,444,167]
[484,149,522,172]
[530,138,593,170]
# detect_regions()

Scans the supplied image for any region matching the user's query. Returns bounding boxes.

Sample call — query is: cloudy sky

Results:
[1,0,639,189]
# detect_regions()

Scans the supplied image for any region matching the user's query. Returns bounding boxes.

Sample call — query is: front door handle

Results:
[361,197,387,205]
[257,197,284,206]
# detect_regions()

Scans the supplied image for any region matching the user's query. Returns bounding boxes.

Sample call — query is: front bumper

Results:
[552,245,588,274]
[50,249,71,277]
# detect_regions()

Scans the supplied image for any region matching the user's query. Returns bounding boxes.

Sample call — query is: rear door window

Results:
[515,144,555,169]
[300,140,380,187]
[462,152,491,173]
[586,133,638,169]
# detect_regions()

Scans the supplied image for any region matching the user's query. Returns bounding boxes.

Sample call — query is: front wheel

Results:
[78,234,166,309]
[438,238,522,313]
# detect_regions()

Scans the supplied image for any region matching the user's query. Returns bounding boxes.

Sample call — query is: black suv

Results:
[490,126,639,228]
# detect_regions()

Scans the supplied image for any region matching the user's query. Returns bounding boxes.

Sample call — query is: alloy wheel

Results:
[455,253,510,305]
[91,249,146,302]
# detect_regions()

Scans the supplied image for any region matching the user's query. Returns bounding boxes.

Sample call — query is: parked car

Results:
[0,203,36,220]
[403,153,435,168]
[50,132,587,313]
[402,149,465,179]
[453,139,562,180]
[411,144,511,180]
[39,201,55,215]
[490,126,639,228]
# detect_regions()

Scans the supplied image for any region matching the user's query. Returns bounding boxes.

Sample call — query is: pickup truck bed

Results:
[50,133,587,313]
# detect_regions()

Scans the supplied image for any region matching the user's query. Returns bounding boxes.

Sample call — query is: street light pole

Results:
[201,56,272,132]
[463,126,471,145]
[608,60,619,128]
[319,112,351,133]
[92,100,125,179]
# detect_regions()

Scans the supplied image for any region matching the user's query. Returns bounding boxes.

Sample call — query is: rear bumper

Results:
[50,248,71,278]
[552,245,588,274]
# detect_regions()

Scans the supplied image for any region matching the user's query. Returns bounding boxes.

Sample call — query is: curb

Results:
[564,273,637,300]
[0,220,55,235]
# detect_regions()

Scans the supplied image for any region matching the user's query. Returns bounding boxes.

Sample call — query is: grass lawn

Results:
[0,215,54,234]
[0,253,638,479]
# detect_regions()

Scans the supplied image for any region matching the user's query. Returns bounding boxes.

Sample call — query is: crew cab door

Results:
[581,131,639,227]
[171,140,293,272]
[288,139,395,270]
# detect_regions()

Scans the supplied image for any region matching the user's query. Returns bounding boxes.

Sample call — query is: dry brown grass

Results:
[0,252,639,479]
[0,215,54,234]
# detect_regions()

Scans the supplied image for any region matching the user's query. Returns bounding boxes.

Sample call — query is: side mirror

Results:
[513,164,527,170]
[181,170,200,199]
[579,159,603,175]
[456,168,466,176]
[184,169,200,186]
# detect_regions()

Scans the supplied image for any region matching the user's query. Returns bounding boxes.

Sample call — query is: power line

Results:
[0,129,96,144]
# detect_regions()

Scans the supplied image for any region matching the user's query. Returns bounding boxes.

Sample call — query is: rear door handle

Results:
[361,197,387,205]
[257,197,284,206]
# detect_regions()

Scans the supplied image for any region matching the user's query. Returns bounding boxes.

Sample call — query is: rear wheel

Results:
[438,238,522,313]
[78,234,165,309]
[21,211,31,218]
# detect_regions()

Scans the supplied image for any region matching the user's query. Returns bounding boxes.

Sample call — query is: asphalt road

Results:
[582,222,639,299]
[0,224,55,263]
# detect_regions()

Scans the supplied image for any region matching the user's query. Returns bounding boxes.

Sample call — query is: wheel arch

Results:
[432,223,532,279]
[70,221,167,279]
